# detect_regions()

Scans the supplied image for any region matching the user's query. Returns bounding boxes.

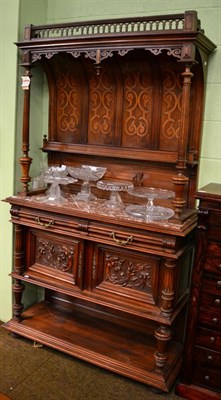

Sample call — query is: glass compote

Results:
[97,180,134,209]
[126,187,175,221]
[67,165,107,201]
[42,165,77,204]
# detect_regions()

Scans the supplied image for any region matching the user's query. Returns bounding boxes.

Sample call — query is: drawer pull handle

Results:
[204,375,210,382]
[207,355,213,361]
[210,336,215,343]
[216,280,221,288]
[110,232,133,246]
[212,317,218,324]
[35,217,54,229]
[214,298,220,306]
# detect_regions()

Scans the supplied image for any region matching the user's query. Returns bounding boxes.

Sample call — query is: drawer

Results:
[201,291,221,310]
[192,364,221,391]
[199,308,221,330]
[205,256,221,276]
[195,346,221,368]
[208,212,221,242]
[11,204,180,255]
[206,242,221,258]
[196,327,221,352]
[13,205,91,237]
[202,276,221,295]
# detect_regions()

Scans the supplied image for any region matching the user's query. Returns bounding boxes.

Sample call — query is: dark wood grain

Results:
[4,11,216,394]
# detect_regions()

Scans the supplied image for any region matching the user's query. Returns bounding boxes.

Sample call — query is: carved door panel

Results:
[26,229,85,289]
[89,243,160,310]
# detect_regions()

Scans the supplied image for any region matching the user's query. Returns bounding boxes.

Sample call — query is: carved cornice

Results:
[31,46,182,64]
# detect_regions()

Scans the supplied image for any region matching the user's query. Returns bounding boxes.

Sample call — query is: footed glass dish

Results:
[42,165,77,204]
[126,187,175,221]
[68,165,106,201]
[97,180,134,209]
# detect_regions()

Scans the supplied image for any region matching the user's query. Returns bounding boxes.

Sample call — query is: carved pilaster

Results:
[160,259,176,318]
[154,325,172,368]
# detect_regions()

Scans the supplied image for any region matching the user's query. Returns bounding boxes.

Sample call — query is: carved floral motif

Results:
[105,254,152,291]
[36,237,74,273]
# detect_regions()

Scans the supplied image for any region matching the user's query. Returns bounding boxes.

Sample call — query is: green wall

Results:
[0,0,220,321]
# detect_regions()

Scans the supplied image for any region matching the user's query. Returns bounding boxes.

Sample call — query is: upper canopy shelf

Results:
[16,10,216,65]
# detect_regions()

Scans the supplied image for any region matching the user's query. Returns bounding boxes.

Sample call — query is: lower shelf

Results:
[4,300,182,392]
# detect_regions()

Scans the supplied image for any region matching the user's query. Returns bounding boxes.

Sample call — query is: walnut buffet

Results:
[3,11,216,392]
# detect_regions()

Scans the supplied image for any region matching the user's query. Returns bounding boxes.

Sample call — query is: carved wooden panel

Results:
[159,61,182,151]
[121,56,153,149]
[44,51,202,162]
[91,244,159,306]
[26,229,84,287]
[48,55,88,143]
[87,62,116,145]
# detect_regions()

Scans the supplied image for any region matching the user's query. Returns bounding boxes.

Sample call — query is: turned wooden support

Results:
[161,259,176,318]
[13,224,25,275]
[172,64,193,218]
[19,67,33,195]
[154,325,172,368]
[12,279,25,321]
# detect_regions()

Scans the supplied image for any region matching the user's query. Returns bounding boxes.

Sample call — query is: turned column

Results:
[12,224,25,321]
[154,258,175,368]
[19,66,32,195]
[160,258,176,318]
[172,64,193,218]
[154,325,172,369]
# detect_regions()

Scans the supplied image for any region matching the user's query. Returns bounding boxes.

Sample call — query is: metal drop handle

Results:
[35,216,54,229]
[110,232,133,246]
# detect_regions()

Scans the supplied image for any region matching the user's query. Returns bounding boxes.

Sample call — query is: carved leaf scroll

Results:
[35,237,74,274]
[105,254,152,291]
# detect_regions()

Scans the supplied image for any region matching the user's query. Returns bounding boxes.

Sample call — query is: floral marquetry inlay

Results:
[36,237,75,273]
[105,254,152,291]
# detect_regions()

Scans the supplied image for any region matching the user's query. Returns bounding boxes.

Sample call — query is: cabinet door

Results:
[26,228,85,289]
[88,243,160,313]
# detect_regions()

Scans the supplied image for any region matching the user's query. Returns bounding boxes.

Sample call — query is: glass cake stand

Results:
[126,187,175,221]
[97,180,134,209]
[67,165,106,201]
[42,165,77,204]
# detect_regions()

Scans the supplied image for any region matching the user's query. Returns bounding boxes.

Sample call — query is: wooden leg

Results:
[154,325,172,368]
[12,279,25,321]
